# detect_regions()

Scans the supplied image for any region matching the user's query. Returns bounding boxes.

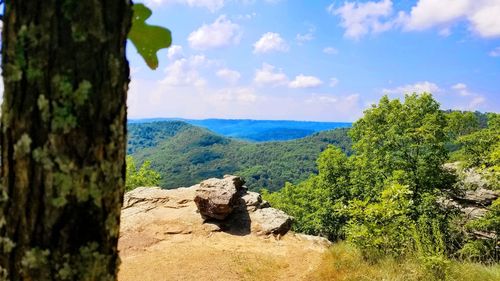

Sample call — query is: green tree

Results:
[126,156,161,191]
[346,182,415,259]
[457,113,499,171]
[264,146,350,240]
[445,111,480,140]
[349,93,449,203]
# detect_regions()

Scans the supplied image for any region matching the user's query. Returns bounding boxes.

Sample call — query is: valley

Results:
[128,120,352,191]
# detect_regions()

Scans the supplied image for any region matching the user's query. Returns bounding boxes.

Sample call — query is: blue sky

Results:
[127,0,500,121]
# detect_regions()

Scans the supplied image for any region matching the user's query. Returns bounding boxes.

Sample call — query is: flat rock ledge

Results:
[122,175,294,238]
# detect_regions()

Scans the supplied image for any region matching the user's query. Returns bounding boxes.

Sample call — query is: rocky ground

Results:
[118,176,331,281]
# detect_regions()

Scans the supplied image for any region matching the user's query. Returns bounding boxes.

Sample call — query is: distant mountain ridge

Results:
[128,118,352,142]
[127,121,352,191]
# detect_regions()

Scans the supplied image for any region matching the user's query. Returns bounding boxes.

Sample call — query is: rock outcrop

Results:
[441,163,499,220]
[119,177,329,281]
[252,207,293,236]
[193,175,293,236]
[194,175,245,220]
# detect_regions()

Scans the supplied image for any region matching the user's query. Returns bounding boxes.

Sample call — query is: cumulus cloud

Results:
[188,15,241,50]
[296,25,316,44]
[289,75,323,88]
[403,0,470,30]
[254,63,289,86]
[451,83,470,96]
[144,0,225,12]
[161,55,214,88]
[449,83,486,109]
[383,81,441,95]
[327,0,500,39]
[323,47,339,55]
[216,68,241,84]
[253,32,289,54]
[167,45,184,60]
[403,0,500,37]
[450,83,486,110]
[328,0,396,39]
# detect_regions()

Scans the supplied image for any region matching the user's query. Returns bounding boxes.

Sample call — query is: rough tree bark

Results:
[0,1,132,280]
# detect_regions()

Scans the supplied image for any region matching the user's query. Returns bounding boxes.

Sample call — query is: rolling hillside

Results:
[128,121,352,191]
[129,118,352,142]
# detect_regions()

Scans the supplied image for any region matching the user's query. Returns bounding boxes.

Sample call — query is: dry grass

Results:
[307,242,500,281]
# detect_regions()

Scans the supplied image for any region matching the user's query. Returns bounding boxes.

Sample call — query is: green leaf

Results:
[128,3,172,70]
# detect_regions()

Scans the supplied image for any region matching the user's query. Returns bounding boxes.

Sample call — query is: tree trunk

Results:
[0,1,132,280]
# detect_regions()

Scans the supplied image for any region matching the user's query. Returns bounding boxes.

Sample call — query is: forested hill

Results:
[129,118,352,142]
[128,121,352,191]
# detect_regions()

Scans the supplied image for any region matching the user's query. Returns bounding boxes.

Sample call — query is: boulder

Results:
[251,207,293,236]
[194,175,245,220]
[240,191,263,212]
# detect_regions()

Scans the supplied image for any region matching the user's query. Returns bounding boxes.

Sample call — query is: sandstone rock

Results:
[251,207,293,236]
[194,175,246,220]
[241,191,263,212]
[123,187,172,210]
[462,188,498,205]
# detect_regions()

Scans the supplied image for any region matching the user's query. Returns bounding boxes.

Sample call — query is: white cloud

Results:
[216,68,241,84]
[383,81,441,95]
[167,45,184,60]
[469,96,487,108]
[296,33,314,43]
[328,0,500,39]
[253,32,289,54]
[296,25,316,43]
[489,47,500,57]
[254,63,289,86]
[328,0,395,39]
[452,83,470,96]
[448,84,487,110]
[188,15,241,50]
[289,75,323,89]
[400,0,500,38]
[404,0,470,30]
[329,77,339,87]
[323,47,339,55]
[144,0,225,12]
[449,83,487,109]
[161,55,214,88]
[469,2,500,37]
